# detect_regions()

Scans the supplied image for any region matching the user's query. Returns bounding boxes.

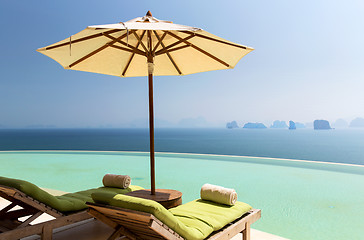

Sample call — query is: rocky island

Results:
[270,120,288,128]
[349,117,364,128]
[289,121,296,130]
[243,122,267,129]
[314,120,332,130]
[226,121,239,129]
[333,119,348,128]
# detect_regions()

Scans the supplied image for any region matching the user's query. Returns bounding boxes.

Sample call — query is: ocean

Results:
[0,128,364,165]
[1,128,364,239]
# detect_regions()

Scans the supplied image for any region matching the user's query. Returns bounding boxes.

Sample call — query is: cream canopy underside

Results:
[37,15,254,77]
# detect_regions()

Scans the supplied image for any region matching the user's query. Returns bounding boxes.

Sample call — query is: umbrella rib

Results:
[132,32,148,53]
[155,45,190,56]
[166,31,230,68]
[68,30,135,68]
[154,35,194,55]
[121,30,146,76]
[109,45,145,56]
[103,33,146,56]
[180,31,248,49]
[154,31,182,75]
[151,32,167,55]
[39,29,122,51]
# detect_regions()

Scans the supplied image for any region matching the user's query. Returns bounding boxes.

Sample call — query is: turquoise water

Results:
[0,151,363,240]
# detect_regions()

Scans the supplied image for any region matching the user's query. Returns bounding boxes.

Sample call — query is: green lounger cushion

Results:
[0,176,143,213]
[92,192,252,240]
[169,199,252,232]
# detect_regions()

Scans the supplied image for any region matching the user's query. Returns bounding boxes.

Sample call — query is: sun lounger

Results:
[0,176,143,240]
[87,192,261,240]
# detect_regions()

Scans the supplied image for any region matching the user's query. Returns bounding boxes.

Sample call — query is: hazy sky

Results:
[1,0,364,128]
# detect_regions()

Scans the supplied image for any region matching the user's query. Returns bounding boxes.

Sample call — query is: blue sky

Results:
[1,0,364,128]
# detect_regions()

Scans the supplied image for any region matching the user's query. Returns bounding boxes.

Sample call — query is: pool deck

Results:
[0,189,288,240]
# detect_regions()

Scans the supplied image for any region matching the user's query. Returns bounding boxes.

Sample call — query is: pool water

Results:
[0,151,363,240]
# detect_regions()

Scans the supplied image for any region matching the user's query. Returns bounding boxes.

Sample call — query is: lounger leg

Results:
[107,226,123,240]
[41,225,53,240]
[241,222,250,240]
[107,225,138,240]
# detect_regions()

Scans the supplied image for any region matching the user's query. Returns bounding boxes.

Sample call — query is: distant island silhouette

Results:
[271,120,288,129]
[226,121,239,129]
[332,119,348,128]
[289,121,296,130]
[314,120,332,130]
[225,119,338,130]
[243,122,267,129]
[349,117,364,128]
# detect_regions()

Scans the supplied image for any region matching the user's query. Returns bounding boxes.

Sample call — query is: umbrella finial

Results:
[146,11,152,17]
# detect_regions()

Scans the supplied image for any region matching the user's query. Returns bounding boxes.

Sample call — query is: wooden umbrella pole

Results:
[148,67,155,195]
[147,29,156,195]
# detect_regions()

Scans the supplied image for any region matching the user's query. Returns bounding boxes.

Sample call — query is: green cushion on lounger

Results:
[170,199,252,232]
[92,192,252,240]
[0,176,143,213]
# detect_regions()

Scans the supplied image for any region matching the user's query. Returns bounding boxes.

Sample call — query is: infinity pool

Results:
[1,151,363,240]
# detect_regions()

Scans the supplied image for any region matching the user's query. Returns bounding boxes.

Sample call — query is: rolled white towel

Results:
[102,174,131,189]
[200,183,238,206]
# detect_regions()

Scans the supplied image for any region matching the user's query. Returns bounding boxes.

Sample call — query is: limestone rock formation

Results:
[226,121,239,129]
[289,121,296,130]
[349,118,364,128]
[332,119,348,128]
[313,120,332,130]
[270,120,288,129]
[243,122,267,129]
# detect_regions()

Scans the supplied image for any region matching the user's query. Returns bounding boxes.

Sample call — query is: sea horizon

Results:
[1,128,364,166]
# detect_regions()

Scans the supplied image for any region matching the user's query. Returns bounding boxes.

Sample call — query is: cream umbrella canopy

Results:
[37,11,254,195]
